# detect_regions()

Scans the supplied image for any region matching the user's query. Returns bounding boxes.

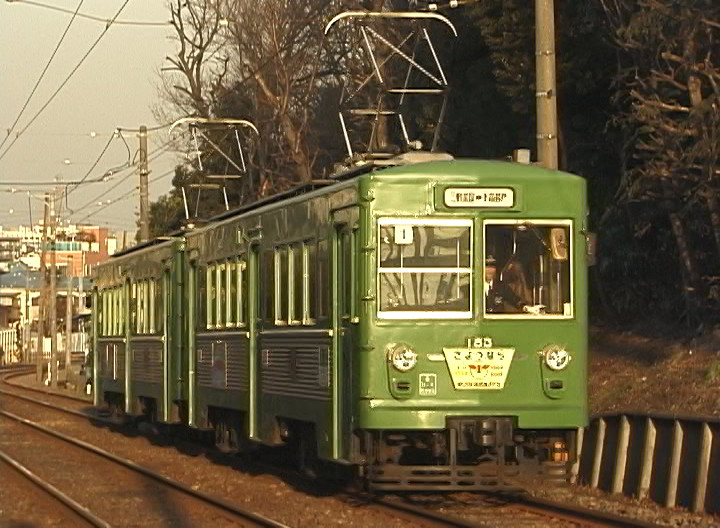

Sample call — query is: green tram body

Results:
[93,158,588,490]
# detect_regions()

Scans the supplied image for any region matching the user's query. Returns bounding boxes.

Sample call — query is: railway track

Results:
[0,371,477,528]
[0,368,666,527]
[0,373,291,527]
[0,447,111,527]
[359,492,664,528]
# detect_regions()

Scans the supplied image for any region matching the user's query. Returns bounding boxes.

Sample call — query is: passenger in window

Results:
[503,259,531,304]
[485,255,543,315]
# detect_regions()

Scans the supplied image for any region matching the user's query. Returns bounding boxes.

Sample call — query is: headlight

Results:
[543,345,571,371]
[386,343,417,372]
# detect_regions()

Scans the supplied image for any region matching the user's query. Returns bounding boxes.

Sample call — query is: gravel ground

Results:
[0,387,412,528]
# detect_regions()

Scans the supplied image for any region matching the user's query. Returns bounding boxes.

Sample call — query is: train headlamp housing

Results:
[542,345,571,371]
[386,343,418,372]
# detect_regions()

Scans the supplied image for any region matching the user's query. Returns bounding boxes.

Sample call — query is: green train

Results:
[93,155,588,490]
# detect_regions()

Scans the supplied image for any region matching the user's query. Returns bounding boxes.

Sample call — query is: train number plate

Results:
[442,347,515,390]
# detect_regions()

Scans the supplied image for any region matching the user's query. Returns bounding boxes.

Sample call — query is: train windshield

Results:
[377,218,473,319]
[484,220,573,318]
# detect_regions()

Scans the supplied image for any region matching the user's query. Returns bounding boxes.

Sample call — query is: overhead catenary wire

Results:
[0,133,175,189]
[64,132,125,198]
[68,135,179,218]
[0,0,85,153]
[0,0,132,165]
[75,167,175,224]
[7,0,170,27]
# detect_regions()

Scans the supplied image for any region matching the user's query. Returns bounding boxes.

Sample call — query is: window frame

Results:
[483,218,574,320]
[376,217,474,320]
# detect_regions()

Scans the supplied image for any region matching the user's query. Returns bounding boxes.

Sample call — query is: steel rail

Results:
[2,369,91,403]
[359,496,480,527]
[0,387,98,421]
[0,409,291,528]
[510,494,663,528]
[0,449,111,528]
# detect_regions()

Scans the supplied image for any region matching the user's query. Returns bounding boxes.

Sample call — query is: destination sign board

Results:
[444,187,514,208]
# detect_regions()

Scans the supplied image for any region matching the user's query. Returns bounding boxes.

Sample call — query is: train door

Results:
[331,208,359,461]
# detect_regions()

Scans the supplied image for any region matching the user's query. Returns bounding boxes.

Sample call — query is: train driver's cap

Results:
[485,255,497,267]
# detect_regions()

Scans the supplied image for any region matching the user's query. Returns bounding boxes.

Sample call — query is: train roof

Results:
[106,153,583,261]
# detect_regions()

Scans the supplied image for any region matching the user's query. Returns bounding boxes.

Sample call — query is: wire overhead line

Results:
[0,0,132,165]
[7,0,170,26]
[0,0,85,153]
[68,139,176,220]
[75,167,175,224]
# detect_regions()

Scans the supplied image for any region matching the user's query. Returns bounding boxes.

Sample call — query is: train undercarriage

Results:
[359,418,576,491]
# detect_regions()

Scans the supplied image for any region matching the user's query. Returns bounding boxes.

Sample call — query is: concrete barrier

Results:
[575,413,719,514]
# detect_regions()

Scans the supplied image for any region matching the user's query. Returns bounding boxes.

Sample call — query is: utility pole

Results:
[65,260,72,385]
[50,186,58,386]
[535,0,558,170]
[35,193,50,382]
[139,125,150,242]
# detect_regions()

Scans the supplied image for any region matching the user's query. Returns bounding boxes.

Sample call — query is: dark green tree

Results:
[600,0,720,324]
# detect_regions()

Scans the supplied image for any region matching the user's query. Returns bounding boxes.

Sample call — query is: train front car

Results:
[354,159,588,490]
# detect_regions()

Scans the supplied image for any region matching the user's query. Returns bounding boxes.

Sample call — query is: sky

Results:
[0,0,181,234]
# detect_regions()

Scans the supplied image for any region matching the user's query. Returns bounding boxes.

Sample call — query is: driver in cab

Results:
[484,255,544,315]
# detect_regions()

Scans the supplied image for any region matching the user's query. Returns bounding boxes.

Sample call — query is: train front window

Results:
[377,218,472,319]
[484,220,573,318]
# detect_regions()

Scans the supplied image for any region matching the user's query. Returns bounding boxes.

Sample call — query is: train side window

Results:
[237,259,246,326]
[303,243,314,325]
[317,239,329,320]
[101,291,107,336]
[108,289,114,336]
[141,281,146,334]
[135,283,142,334]
[130,282,137,335]
[227,261,235,327]
[290,244,303,325]
[118,286,125,336]
[149,280,156,334]
[136,282,143,335]
[196,265,206,330]
[276,247,288,325]
[207,265,215,329]
[115,288,121,336]
[307,242,317,325]
[97,291,103,337]
[155,278,164,334]
[262,250,273,324]
[144,280,151,334]
[136,282,142,334]
[106,289,112,336]
[216,263,225,328]
[109,290,114,336]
